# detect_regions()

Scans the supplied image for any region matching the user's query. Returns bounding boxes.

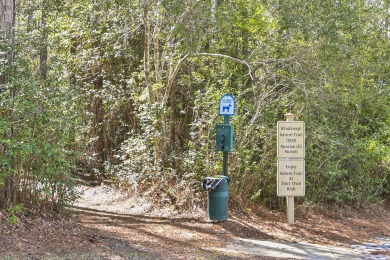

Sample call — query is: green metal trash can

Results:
[202,175,229,221]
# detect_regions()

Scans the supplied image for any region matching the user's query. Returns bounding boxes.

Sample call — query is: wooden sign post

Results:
[277,113,305,224]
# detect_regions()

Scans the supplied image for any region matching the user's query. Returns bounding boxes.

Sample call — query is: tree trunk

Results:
[143,1,155,103]
[386,0,390,41]
[211,0,218,27]
[0,0,14,86]
[92,72,106,179]
[0,0,15,209]
[39,2,48,81]
[0,0,14,41]
[153,0,162,88]
[169,82,176,148]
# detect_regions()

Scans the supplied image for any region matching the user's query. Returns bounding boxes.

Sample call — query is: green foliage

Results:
[6,204,23,224]
[303,80,390,206]
[106,0,389,209]
[0,0,80,211]
[2,0,389,214]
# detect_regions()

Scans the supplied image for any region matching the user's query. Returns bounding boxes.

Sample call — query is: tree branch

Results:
[161,51,254,108]
[193,52,254,80]
[161,52,190,108]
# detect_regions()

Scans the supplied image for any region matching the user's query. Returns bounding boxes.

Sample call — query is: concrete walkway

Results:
[221,238,362,259]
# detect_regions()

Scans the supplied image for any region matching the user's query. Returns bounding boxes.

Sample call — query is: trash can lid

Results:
[205,175,229,180]
[202,175,230,191]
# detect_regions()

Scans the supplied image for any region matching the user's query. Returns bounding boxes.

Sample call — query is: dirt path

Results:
[69,185,271,259]
[1,185,389,259]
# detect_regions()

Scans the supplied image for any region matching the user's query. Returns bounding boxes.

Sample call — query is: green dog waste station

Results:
[202,94,235,221]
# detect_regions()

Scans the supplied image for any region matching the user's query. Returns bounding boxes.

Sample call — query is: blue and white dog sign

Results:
[219,94,236,116]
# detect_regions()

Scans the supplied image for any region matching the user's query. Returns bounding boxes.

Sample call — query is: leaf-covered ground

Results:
[1,185,389,259]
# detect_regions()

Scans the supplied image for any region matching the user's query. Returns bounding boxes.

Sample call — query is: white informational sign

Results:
[219,94,236,116]
[277,121,305,158]
[277,159,305,196]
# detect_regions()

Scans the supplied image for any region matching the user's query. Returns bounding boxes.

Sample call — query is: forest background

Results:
[0,0,389,217]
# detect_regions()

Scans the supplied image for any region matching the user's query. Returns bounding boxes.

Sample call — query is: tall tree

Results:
[0,0,15,208]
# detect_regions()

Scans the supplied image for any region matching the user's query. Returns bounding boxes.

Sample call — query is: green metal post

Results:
[223,115,230,125]
[223,116,229,176]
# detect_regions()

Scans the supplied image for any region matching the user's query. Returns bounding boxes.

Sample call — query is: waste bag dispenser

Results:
[216,124,234,152]
[202,175,229,221]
